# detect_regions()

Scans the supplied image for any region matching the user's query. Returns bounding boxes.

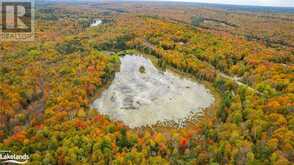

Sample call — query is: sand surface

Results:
[92,55,214,128]
[90,19,102,27]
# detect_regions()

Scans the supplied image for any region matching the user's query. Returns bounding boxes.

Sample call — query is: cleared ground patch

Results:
[92,55,215,128]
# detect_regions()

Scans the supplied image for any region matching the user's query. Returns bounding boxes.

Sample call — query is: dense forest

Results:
[0,1,293,164]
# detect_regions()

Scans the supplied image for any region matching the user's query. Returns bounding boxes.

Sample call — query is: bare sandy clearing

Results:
[92,55,214,128]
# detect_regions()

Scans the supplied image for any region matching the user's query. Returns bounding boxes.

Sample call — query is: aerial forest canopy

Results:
[0,1,293,164]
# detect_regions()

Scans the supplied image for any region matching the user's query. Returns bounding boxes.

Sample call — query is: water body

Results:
[90,19,102,27]
[92,55,215,128]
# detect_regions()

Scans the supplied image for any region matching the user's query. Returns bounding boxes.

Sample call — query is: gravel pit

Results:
[92,55,215,128]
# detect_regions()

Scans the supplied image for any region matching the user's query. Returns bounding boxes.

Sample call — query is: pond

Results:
[92,55,215,128]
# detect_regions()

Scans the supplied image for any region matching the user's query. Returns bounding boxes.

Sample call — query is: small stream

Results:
[92,55,215,128]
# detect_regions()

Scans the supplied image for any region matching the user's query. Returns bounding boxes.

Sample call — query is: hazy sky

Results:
[148,0,294,7]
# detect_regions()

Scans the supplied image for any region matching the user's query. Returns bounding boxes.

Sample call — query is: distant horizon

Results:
[123,0,294,7]
[41,0,294,8]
